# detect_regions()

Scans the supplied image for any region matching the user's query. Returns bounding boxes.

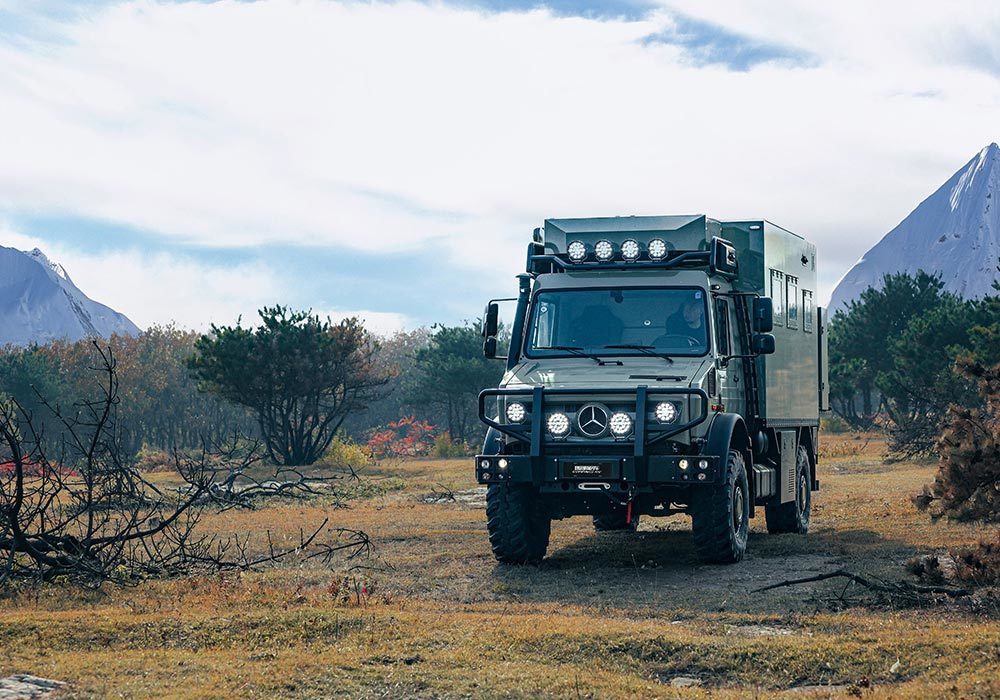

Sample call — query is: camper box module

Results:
[477,215,830,564]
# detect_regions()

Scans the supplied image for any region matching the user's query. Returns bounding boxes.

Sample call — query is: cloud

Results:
[0,0,998,312]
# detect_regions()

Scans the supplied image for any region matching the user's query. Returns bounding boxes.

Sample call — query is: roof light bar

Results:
[648,238,667,261]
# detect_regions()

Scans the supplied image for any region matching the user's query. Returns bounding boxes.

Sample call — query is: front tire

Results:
[765,445,812,534]
[691,449,749,564]
[486,484,551,564]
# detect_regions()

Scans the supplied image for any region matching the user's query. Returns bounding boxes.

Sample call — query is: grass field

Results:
[1,433,998,698]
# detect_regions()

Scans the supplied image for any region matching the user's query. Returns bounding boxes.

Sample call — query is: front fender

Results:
[481,427,504,455]
[703,412,751,465]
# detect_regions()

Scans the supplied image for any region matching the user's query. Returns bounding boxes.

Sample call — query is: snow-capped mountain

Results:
[830,143,1000,313]
[0,246,141,346]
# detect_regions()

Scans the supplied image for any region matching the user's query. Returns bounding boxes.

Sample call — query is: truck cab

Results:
[477,215,829,564]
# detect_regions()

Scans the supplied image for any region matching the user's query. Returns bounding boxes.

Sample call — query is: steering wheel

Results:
[655,334,701,348]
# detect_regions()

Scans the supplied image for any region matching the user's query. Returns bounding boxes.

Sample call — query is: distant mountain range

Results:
[0,246,140,347]
[830,143,1000,313]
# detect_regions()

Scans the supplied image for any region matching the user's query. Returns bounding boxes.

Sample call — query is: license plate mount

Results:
[561,460,616,479]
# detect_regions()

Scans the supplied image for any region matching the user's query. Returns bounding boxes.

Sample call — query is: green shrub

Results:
[325,437,374,470]
[820,415,852,434]
[431,432,470,459]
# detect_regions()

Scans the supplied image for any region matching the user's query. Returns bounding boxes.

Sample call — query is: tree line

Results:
[830,270,1000,456]
[0,308,501,466]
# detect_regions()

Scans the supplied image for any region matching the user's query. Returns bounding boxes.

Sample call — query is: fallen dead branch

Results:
[754,568,971,600]
[0,342,373,587]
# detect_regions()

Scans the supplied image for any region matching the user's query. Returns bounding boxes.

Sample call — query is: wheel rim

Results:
[733,486,745,532]
[797,472,808,516]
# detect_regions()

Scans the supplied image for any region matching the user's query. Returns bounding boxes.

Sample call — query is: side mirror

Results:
[752,333,776,355]
[483,336,498,359]
[752,297,774,333]
[483,302,499,339]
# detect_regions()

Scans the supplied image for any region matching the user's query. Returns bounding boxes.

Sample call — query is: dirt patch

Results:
[0,676,65,699]
[726,623,799,637]
[421,486,486,508]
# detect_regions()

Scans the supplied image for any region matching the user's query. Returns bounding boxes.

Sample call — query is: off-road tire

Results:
[765,445,811,534]
[486,483,551,564]
[691,449,749,564]
[593,507,639,532]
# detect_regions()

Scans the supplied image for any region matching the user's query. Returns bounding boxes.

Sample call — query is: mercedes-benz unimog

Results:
[476,215,829,564]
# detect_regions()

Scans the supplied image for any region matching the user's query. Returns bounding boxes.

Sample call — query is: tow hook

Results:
[577,482,611,491]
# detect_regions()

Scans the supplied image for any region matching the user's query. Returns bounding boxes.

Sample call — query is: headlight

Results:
[505,402,526,423]
[621,239,640,261]
[648,238,667,261]
[567,240,587,262]
[654,401,678,423]
[609,412,633,437]
[547,412,570,436]
[594,239,614,262]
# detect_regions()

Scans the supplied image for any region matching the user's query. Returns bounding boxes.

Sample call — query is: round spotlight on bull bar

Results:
[547,412,571,437]
[609,412,633,437]
[621,239,640,261]
[567,240,587,262]
[505,401,527,423]
[654,401,678,423]
[594,239,614,262]
[647,238,667,261]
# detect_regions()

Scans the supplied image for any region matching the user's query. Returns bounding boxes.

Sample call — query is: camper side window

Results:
[770,269,785,326]
[803,290,814,332]
[786,276,799,329]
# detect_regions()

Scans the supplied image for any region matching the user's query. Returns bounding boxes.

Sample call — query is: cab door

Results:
[713,297,744,411]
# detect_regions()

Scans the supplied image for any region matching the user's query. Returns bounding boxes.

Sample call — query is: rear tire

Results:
[486,483,551,564]
[691,449,749,564]
[765,445,811,534]
[593,506,639,532]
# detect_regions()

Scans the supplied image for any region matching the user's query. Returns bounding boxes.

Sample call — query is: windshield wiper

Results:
[602,344,675,364]
[542,345,602,364]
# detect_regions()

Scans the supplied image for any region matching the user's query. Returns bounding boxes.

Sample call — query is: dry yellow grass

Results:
[1,434,998,698]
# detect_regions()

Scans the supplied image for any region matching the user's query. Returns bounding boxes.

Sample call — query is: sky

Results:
[1,0,1000,335]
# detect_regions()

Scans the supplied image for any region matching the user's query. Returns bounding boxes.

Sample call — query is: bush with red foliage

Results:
[367,416,438,458]
[0,458,76,478]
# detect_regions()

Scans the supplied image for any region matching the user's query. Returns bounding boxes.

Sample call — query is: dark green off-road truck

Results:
[476,215,829,564]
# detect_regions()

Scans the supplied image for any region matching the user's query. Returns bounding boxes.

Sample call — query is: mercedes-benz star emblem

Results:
[576,404,610,438]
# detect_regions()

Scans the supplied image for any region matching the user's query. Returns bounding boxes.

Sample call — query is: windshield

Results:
[525,287,709,357]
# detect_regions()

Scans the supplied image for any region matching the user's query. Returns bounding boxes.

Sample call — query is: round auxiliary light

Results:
[621,239,640,261]
[594,239,614,262]
[679,458,690,470]
[506,402,527,423]
[498,458,509,470]
[547,412,571,436]
[648,238,668,261]
[609,412,633,437]
[698,459,709,470]
[567,240,587,262]
[654,401,678,423]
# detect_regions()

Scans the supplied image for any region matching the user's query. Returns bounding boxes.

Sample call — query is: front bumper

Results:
[474,453,722,486]
[476,385,716,488]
